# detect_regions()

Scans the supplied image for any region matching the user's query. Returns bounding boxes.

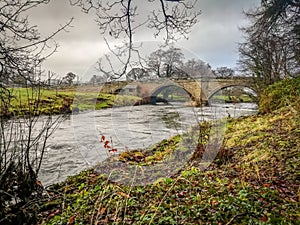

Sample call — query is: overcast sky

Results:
[29,0,260,80]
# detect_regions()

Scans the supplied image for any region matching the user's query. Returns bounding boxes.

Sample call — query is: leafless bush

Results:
[0,89,64,224]
[0,0,72,224]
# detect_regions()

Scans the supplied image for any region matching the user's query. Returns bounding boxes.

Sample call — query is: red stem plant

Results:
[100,135,118,157]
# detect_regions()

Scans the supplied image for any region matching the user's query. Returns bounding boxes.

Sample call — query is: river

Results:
[38,102,257,186]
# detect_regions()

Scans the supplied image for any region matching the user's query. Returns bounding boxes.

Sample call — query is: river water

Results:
[38,102,257,186]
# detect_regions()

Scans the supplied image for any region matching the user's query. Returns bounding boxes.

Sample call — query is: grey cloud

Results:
[28,0,260,77]
[177,0,259,68]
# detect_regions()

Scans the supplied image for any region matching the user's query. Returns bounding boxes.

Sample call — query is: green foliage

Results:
[38,102,299,224]
[259,77,300,113]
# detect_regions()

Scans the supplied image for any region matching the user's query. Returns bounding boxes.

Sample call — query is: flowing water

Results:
[38,102,257,186]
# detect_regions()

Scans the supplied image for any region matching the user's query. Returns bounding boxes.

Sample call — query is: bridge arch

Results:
[150,84,194,103]
[207,84,258,102]
[101,78,256,106]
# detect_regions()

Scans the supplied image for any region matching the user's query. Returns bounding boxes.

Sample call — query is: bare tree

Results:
[126,67,149,80]
[147,46,184,78]
[89,74,108,84]
[238,0,300,91]
[70,0,200,79]
[0,1,73,86]
[0,1,72,223]
[213,67,235,79]
[62,72,77,86]
[182,58,213,78]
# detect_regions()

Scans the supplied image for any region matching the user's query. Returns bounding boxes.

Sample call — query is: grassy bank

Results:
[1,87,140,117]
[37,79,300,224]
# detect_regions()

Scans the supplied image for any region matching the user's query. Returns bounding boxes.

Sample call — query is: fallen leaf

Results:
[118,191,130,198]
[211,200,219,206]
[67,215,75,225]
[100,207,106,215]
[101,135,105,142]
[260,216,268,222]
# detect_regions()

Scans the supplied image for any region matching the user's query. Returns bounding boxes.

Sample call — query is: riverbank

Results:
[37,99,299,223]
[0,87,140,118]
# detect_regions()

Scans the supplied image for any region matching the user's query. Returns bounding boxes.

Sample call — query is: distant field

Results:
[1,86,141,117]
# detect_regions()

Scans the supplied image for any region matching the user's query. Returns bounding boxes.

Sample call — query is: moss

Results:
[118,135,181,165]
[259,77,300,113]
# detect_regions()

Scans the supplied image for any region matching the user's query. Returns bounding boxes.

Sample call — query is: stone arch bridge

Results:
[101,78,256,106]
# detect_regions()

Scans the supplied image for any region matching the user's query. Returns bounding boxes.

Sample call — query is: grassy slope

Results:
[38,79,300,224]
[39,107,299,224]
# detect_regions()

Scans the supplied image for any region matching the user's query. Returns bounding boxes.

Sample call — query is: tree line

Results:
[90,46,236,84]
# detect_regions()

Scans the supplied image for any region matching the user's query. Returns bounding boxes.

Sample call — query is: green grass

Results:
[32,78,300,224]
[0,87,141,117]
[37,103,299,224]
[3,88,72,116]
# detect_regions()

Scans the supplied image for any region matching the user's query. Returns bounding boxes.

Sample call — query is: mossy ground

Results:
[37,102,299,224]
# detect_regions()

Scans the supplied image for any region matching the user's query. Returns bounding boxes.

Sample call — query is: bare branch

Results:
[70,0,200,80]
[238,0,300,90]
[0,1,73,222]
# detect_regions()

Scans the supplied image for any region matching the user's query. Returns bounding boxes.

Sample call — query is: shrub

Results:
[259,77,300,113]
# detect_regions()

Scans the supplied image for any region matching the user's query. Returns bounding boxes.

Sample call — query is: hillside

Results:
[38,78,300,224]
